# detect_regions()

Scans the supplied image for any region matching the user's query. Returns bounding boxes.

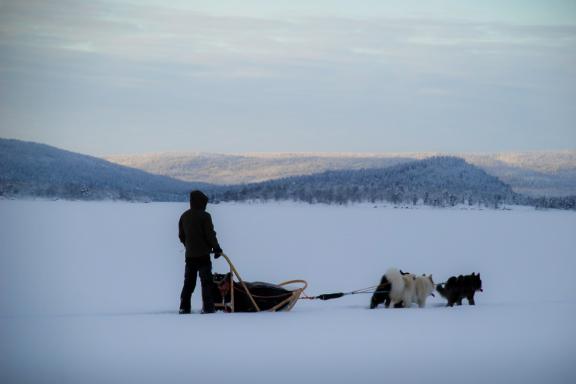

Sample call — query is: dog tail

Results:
[436,283,447,298]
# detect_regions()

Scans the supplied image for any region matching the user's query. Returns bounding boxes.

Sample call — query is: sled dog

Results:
[436,273,483,307]
[370,268,415,308]
[412,274,435,308]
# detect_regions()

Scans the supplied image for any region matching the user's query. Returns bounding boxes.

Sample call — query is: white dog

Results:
[412,274,435,308]
[385,268,415,308]
[384,269,434,308]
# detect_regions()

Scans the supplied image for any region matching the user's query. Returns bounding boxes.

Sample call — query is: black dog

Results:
[370,275,392,309]
[212,273,227,311]
[436,273,483,307]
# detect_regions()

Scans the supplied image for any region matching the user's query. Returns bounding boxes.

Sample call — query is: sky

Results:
[0,0,575,156]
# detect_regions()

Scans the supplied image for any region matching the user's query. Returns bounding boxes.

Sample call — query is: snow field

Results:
[1,200,575,384]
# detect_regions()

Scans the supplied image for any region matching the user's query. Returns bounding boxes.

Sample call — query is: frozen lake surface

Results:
[1,200,575,384]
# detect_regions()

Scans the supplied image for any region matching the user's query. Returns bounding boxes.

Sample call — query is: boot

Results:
[201,306,215,314]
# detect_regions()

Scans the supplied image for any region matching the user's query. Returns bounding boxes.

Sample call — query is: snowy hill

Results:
[0,139,208,201]
[107,152,415,184]
[107,151,576,197]
[209,157,518,207]
[2,139,574,209]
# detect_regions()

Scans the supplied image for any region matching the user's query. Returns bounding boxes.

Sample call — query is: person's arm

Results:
[203,213,223,255]
[178,216,185,245]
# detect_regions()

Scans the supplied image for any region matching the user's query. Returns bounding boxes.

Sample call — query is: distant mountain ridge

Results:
[106,151,576,197]
[0,139,207,201]
[1,139,574,209]
[208,156,518,207]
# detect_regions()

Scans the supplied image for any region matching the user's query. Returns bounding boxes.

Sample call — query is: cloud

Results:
[2,0,574,96]
[0,0,575,154]
[2,1,575,75]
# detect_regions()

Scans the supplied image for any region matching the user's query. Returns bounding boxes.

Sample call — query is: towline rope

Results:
[301,285,385,301]
[301,280,445,301]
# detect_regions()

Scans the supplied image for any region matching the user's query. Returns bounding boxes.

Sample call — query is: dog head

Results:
[471,272,483,292]
[420,274,435,296]
[215,272,233,297]
[428,274,435,295]
[213,273,227,284]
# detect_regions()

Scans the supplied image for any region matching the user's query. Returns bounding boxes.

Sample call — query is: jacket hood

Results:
[189,190,209,211]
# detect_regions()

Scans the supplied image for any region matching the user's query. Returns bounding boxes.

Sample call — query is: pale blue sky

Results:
[0,0,575,155]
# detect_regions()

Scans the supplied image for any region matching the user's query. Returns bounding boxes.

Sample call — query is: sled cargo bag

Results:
[215,276,307,312]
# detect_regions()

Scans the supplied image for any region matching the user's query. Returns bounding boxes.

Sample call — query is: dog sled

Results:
[214,254,308,312]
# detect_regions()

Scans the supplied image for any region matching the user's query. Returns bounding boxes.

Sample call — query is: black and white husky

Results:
[370,268,434,308]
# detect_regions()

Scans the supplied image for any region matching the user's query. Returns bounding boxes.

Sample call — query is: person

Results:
[178,190,223,314]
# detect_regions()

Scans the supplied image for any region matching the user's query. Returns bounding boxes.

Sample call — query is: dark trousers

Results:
[180,257,214,312]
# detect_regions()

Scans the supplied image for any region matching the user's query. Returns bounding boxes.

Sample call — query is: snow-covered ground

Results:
[1,200,575,384]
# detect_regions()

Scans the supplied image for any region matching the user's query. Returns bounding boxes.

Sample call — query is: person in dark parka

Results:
[178,190,223,314]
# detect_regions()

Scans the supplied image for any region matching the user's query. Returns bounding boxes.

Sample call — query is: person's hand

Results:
[214,251,223,259]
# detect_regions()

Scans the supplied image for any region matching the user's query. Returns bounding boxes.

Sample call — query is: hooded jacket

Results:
[178,191,222,259]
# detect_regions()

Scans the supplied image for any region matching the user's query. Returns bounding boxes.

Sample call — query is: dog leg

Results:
[467,294,475,305]
[370,294,379,309]
[418,298,425,308]
[402,293,413,308]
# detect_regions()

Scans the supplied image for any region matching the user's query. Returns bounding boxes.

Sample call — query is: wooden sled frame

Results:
[216,254,308,313]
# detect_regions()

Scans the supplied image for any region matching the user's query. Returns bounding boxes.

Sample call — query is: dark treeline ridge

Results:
[207,157,521,208]
[529,195,576,210]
